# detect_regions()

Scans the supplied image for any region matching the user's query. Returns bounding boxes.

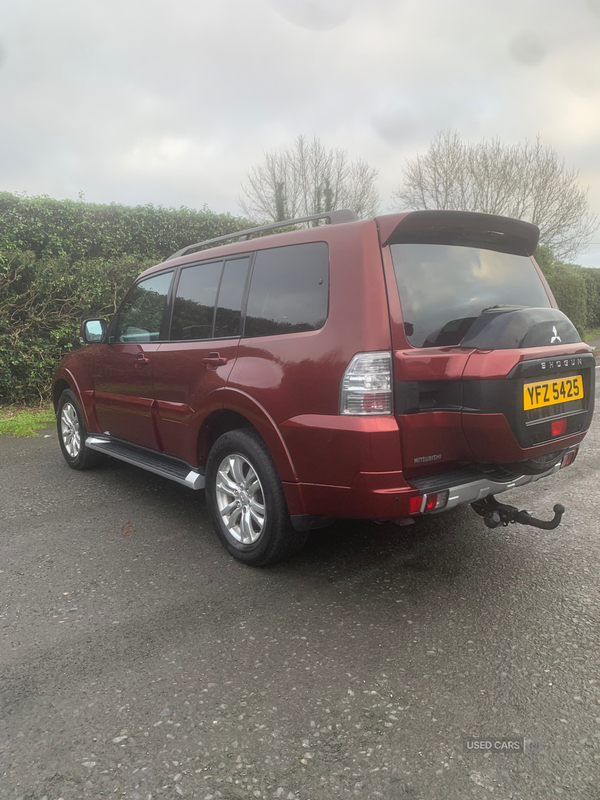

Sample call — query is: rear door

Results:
[152,256,251,465]
[378,212,565,471]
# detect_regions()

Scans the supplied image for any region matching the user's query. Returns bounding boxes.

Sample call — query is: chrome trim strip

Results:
[525,408,587,426]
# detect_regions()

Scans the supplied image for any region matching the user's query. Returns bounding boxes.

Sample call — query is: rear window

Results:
[170,260,222,341]
[214,257,251,338]
[390,243,551,347]
[244,242,329,338]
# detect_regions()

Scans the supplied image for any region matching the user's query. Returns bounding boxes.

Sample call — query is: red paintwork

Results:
[152,340,240,464]
[398,411,470,468]
[53,210,595,522]
[91,342,162,449]
[279,415,402,486]
[292,470,417,519]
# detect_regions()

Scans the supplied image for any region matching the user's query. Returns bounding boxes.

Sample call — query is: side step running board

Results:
[85,436,205,490]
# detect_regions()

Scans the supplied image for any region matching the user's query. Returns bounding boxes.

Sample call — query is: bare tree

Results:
[239,135,379,222]
[392,130,598,261]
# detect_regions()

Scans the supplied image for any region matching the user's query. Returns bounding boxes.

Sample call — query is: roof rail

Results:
[166,209,359,260]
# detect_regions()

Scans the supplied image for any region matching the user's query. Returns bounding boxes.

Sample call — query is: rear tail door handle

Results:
[203,352,228,369]
[134,355,150,368]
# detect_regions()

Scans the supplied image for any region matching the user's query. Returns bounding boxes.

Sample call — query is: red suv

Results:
[53,209,595,565]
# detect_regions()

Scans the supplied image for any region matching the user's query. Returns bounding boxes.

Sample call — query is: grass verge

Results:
[0,406,55,437]
[584,327,600,343]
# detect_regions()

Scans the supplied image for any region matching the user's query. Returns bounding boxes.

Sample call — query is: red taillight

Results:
[551,418,568,437]
[409,495,423,514]
[410,491,450,514]
[340,352,392,415]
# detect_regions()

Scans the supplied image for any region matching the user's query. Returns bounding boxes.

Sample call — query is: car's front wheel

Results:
[205,429,307,566]
[57,389,102,470]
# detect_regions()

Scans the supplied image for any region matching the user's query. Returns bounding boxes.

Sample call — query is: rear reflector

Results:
[409,495,423,514]
[551,418,568,437]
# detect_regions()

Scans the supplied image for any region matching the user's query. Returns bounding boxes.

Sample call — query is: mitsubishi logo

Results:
[550,325,562,344]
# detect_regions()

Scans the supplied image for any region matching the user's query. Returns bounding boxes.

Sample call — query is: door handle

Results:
[202,352,228,370]
[134,356,150,368]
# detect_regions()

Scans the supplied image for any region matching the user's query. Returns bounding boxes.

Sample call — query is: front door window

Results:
[93,271,173,449]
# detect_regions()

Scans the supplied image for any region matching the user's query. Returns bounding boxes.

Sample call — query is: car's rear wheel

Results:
[205,429,308,566]
[57,389,101,470]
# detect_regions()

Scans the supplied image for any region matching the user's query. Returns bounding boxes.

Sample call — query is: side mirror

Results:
[81,318,108,344]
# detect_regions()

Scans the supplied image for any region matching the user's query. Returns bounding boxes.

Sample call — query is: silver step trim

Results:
[427,462,561,513]
[85,436,205,490]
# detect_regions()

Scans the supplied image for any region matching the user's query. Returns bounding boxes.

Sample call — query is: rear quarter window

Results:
[244,242,329,338]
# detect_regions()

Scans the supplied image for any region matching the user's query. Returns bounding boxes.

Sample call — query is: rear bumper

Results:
[283,448,576,523]
[408,461,565,514]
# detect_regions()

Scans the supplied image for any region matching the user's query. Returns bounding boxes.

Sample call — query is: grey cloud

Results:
[509,31,546,66]
[0,0,599,264]
[588,0,600,17]
[268,0,356,31]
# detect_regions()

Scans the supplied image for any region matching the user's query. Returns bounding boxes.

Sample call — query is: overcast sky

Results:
[2,0,600,263]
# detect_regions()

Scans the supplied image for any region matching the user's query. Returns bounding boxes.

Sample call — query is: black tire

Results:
[205,429,308,566]
[503,449,566,476]
[56,389,102,470]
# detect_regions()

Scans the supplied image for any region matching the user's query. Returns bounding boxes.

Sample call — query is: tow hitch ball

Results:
[471,495,565,531]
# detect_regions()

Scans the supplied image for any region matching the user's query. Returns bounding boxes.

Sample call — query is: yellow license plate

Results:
[523,375,584,410]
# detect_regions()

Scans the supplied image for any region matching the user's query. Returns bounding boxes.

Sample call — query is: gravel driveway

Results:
[1,380,599,799]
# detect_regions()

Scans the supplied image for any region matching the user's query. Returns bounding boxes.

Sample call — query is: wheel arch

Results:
[52,370,95,432]
[53,378,71,411]
[197,389,298,483]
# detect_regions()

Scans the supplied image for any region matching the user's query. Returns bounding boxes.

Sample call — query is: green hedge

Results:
[537,244,600,336]
[0,192,246,261]
[544,265,588,334]
[0,250,154,403]
[0,194,248,404]
[1,194,598,405]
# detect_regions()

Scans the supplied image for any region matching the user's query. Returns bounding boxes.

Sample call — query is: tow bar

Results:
[471,495,565,530]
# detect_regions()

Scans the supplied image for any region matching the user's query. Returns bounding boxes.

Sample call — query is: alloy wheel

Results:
[60,402,81,458]
[215,454,266,544]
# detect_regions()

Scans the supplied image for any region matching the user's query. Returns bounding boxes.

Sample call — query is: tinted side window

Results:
[214,258,251,338]
[115,272,173,343]
[244,242,329,338]
[170,261,223,340]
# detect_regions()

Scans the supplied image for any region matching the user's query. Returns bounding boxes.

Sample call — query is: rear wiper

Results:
[480,304,526,313]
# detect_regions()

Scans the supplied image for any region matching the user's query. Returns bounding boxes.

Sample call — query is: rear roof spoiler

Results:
[376,210,540,256]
